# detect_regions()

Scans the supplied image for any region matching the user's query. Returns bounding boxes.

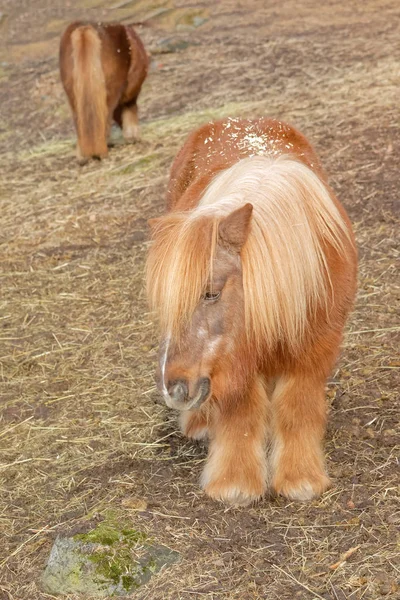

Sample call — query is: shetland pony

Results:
[146,118,357,506]
[59,22,148,164]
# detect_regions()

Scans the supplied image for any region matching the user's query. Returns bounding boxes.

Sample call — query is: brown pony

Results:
[59,22,148,164]
[146,118,357,506]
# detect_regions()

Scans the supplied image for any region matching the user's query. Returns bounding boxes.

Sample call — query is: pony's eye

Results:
[203,291,221,302]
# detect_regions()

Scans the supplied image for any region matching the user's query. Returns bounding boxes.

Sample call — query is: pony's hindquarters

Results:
[61,25,109,163]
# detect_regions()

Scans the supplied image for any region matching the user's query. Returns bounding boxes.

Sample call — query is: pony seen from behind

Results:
[60,21,148,164]
[146,118,357,506]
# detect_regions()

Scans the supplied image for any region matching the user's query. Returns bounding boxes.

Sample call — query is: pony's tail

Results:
[71,25,108,160]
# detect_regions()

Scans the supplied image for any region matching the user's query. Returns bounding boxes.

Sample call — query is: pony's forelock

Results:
[146,213,219,338]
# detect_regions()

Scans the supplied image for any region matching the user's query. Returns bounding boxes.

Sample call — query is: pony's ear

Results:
[218,203,253,252]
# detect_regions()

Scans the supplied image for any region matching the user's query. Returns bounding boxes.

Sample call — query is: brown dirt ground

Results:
[0,1,399,599]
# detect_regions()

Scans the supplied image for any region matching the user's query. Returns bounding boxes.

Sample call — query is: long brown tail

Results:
[71,26,108,159]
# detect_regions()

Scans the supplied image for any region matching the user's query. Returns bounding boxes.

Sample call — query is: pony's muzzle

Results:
[165,377,211,411]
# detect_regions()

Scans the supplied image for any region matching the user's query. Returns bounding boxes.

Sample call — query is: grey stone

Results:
[41,534,180,597]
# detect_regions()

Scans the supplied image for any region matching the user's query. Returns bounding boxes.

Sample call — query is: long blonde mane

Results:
[147,155,351,351]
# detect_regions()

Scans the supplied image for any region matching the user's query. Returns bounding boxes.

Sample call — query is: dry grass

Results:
[0,1,399,599]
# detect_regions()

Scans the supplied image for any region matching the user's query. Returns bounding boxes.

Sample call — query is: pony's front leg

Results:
[201,377,269,506]
[271,374,330,501]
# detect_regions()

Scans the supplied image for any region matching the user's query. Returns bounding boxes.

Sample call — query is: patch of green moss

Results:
[121,528,148,543]
[87,548,142,592]
[121,574,136,591]
[75,524,121,546]
[75,521,147,547]
[74,518,149,593]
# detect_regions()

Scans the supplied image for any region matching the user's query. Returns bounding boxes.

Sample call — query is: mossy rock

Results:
[41,522,180,596]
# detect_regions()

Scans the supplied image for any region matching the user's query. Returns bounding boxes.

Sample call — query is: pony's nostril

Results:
[194,377,211,407]
[168,380,188,403]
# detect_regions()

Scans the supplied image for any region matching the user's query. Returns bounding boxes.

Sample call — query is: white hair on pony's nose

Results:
[160,335,171,399]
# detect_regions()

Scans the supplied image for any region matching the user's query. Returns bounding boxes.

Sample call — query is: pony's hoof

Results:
[273,474,331,501]
[123,125,140,142]
[203,480,265,506]
[201,464,266,506]
[124,135,140,144]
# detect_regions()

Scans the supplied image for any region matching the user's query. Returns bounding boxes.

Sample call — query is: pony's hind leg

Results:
[121,101,139,142]
[201,376,269,506]
[271,374,330,501]
[179,409,208,440]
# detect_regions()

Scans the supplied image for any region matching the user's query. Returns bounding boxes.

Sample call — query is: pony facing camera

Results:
[146,117,357,507]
